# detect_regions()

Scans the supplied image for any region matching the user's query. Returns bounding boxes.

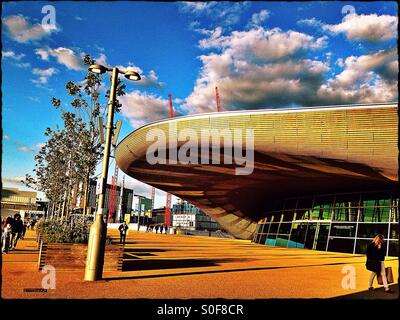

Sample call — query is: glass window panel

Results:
[294,209,309,220]
[330,223,357,237]
[269,223,279,234]
[389,224,398,239]
[275,235,289,247]
[388,240,399,257]
[259,234,267,244]
[266,234,277,246]
[271,213,282,222]
[390,206,398,222]
[328,237,355,254]
[277,222,291,235]
[289,222,307,248]
[332,208,356,221]
[354,239,387,255]
[356,223,388,239]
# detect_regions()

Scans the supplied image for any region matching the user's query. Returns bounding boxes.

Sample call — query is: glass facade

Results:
[253,190,399,257]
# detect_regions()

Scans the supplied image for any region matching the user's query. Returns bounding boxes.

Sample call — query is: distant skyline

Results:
[2,1,398,207]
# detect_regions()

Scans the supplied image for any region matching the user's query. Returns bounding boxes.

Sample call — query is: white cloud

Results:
[317,48,398,104]
[32,67,58,84]
[199,27,327,61]
[323,13,398,41]
[2,14,58,43]
[180,1,250,27]
[35,47,84,70]
[182,25,397,115]
[248,9,270,27]
[2,176,26,184]
[120,90,173,128]
[115,63,165,89]
[35,48,49,60]
[17,146,34,152]
[35,142,46,149]
[297,17,323,27]
[2,50,25,60]
[15,62,31,69]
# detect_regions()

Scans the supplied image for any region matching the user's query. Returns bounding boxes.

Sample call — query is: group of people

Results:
[146,223,168,234]
[116,222,170,246]
[1,214,36,254]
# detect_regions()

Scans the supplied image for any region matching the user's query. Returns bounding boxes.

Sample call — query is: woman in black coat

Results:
[366,234,392,293]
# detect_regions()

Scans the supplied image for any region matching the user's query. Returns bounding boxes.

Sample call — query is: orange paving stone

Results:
[1,230,398,299]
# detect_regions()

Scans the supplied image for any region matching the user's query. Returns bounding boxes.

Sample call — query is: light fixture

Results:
[88,64,108,74]
[124,70,141,81]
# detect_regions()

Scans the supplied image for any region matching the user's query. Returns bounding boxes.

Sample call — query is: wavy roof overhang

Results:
[116,103,398,239]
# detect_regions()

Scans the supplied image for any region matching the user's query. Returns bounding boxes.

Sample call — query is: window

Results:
[388,224,398,239]
[328,237,354,254]
[388,240,399,257]
[357,223,388,239]
[269,223,280,234]
[277,222,291,235]
[330,223,356,237]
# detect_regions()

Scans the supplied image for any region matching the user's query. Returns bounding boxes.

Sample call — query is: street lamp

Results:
[84,64,140,281]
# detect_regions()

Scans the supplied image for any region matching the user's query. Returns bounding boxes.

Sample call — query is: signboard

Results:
[96,179,103,195]
[124,213,131,224]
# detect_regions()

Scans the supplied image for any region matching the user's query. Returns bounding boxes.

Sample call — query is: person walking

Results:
[11,213,24,249]
[366,234,393,293]
[30,218,36,230]
[2,222,13,254]
[118,221,129,245]
[155,225,159,234]
[160,224,164,234]
[164,225,168,234]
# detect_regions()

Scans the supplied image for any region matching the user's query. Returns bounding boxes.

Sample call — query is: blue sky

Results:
[1,1,398,206]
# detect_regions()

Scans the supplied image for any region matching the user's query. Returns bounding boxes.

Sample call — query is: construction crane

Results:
[116,175,125,223]
[151,187,156,210]
[107,119,122,223]
[164,94,174,227]
[108,163,119,223]
[215,85,221,112]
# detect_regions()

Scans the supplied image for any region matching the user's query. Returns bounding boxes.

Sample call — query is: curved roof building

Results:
[115,103,398,242]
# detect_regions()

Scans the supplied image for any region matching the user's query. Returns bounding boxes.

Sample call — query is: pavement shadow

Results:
[104,260,367,281]
[333,284,399,299]
[121,258,254,271]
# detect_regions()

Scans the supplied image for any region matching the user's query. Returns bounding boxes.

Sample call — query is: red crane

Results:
[151,187,156,210]
[215,85,221,112]
[164,94,174,227]
[108,163,119,223]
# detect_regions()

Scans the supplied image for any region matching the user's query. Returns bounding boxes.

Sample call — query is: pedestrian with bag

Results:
[366,234,393,293]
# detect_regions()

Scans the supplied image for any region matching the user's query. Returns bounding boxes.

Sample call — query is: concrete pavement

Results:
[1,229,398,299]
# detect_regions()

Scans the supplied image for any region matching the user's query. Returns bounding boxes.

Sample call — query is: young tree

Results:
[26,54,126,217]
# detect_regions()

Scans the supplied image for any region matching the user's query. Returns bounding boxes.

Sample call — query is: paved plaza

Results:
[1,230,398,299]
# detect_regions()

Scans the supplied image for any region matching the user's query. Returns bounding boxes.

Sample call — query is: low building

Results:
[132,195,152,225]
[172,201,221,231]
[1,187,41,219]
[84,179,134,222]
[151,207,168,225]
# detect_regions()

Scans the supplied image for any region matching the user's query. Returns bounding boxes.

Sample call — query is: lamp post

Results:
[84,64,140,281]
